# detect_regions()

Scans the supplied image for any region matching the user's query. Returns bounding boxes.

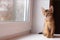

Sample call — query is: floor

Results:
[10,34,60,40]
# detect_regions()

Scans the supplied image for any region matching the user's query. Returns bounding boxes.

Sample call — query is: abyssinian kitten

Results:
[42,6,55,38]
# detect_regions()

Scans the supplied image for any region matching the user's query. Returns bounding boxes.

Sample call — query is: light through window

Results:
[0,0,30,22]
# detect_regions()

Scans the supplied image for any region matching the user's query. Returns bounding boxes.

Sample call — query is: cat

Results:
[42,6,55,38]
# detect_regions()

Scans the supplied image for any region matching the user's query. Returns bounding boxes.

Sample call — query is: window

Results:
[0,0,30,22]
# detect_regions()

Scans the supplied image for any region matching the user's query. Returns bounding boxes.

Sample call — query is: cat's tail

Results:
[38,32,43,34]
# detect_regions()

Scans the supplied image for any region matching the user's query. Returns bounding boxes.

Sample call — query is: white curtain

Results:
[0,0,30,22]
[0,0,14,21]
[15,0,30,21]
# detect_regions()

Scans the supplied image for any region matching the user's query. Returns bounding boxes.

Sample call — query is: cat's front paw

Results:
[43,33,47,36]
[50,35,54,38]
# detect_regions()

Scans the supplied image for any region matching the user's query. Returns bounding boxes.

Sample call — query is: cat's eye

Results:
[45,10,48,12]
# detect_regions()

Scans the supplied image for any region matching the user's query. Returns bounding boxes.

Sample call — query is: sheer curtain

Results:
[15,0,30,21]
[0,0,30,22]
[0,0,14,21]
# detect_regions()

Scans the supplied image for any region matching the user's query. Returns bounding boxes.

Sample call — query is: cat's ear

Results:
[41,7,45,13]
[49,6,54,13]
[41,7,46,15]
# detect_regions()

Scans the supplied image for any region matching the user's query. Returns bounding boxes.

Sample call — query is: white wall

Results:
[32,0,50,33]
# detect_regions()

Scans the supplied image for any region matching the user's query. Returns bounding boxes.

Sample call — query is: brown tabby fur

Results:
[42,6,55,38]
